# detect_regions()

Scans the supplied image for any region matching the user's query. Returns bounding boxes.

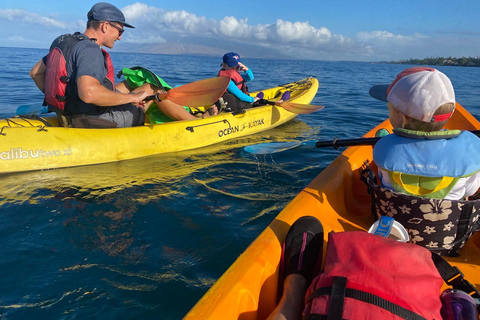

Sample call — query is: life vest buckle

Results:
[55,95,67,102]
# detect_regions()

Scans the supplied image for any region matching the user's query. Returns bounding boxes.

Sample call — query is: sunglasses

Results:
[108,22,125,36]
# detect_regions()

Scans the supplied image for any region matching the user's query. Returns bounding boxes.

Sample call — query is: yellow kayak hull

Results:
[0,78,318,174]
[185,103,480,319]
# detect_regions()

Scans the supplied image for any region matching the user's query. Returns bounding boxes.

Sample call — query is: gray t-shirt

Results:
[68,34,110,99]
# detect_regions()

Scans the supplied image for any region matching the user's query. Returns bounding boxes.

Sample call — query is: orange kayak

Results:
[184,102,480,319]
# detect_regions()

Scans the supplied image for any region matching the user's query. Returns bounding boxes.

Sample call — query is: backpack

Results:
[303,231,480,320]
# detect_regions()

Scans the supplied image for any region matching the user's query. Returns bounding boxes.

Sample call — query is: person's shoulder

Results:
[72,35,98,48]
[461,130,480,138]
[71,36,102,56]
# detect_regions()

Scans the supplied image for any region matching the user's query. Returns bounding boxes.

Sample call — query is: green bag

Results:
[119,66,189,124]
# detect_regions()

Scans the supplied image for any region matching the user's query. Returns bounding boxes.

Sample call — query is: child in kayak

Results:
[369,67,480,200]
[215,52,260,113]
[267,68,480,320]
[365,67,480,257]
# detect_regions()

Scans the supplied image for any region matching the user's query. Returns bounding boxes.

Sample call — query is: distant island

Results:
[391,57,480,67]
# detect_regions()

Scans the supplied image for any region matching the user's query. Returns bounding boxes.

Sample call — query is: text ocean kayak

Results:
[184,103,480,319]
[0,78,318,174]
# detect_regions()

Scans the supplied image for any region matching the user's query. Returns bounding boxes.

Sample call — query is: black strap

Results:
[305,285,427,320]
[55,94,67,102]
[360,163,379,222]
[431,252,480,298]
[327,277,347,320]
[17,114,53,127]
[450,202,480,255]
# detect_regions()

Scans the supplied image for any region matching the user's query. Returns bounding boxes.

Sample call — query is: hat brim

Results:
[122,22,134,28]
[369,84,389,102]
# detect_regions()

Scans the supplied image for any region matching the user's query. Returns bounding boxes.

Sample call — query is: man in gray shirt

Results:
[30,2,205,127]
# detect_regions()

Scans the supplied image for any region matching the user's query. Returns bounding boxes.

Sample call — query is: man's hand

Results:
[129,91,150,107]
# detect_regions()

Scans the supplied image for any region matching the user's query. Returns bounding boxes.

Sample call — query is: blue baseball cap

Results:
[222,52,241,67]
[87,2,134,28]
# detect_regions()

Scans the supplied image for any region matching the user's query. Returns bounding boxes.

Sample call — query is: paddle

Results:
[15,104,49,116]
[257,98,325,115]
[244,130,480,155]
[145,76,230,107]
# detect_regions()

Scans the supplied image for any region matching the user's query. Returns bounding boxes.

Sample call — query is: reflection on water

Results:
[0,118,317,319]
[0,118,314,205]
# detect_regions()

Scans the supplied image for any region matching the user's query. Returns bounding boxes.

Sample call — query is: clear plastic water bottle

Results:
[440,289,478,320]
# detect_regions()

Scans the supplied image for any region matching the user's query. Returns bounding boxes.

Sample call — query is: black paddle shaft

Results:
[315,130,480,150]
[315,137,379,149]
[257,99,276,106]
[145,93,162,102]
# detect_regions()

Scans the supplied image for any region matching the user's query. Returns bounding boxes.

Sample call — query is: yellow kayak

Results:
[184,103,480,319]
[0,78,318,174]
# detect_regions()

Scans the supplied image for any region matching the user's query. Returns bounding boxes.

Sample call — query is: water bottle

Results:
[440,289,479,320]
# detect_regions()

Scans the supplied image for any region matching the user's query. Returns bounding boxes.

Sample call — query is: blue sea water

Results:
[0,47,479,319]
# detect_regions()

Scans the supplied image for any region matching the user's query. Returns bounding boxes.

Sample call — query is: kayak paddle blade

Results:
[244,141,307,154]
[276,101,325,115]
[165,76,230,107]
[16,104,48,115]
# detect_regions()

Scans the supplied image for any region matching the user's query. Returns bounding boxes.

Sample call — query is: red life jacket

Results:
[304,232,444,320]
[217,68,248,93]
[44,33,115,115]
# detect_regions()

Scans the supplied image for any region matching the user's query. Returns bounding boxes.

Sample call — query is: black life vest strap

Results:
[304,276,427,320]
[431,252,480,299]
[326,276,346,320]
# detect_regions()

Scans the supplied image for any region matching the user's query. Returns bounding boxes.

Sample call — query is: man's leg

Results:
[268,216,324,320]
[266,274,308,320]
[97,104,145,127]
[135,83,218,120]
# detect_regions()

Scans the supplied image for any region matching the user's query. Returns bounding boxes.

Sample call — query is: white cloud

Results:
[122,34,167,44]
[356,30,427,42]
[122,3,357,52]
[122,2,158,20]
[274,20,331,45]
[218,16,251,38]
[0,9,67,28]
[0,3,455,61]
[353,30,433,60]
[6,35,26,42]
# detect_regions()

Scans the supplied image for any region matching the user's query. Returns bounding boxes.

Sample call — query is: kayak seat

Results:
[361,164,480,256]
[57,114,117,128]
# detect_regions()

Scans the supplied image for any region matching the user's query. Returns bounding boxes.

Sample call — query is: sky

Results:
[1,0,480,61]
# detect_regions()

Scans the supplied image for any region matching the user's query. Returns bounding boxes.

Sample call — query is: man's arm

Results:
[77,75,149,107]
[29,59,46,92]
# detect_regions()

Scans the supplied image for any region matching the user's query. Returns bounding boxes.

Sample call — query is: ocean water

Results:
[0,47,479,319]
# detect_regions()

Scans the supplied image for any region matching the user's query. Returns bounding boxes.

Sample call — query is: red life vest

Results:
[304,232,444,320]
[217,68,248,93]
[44,33,115,115]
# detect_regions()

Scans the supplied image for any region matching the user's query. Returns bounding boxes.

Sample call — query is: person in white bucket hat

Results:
[370,67,480,200]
